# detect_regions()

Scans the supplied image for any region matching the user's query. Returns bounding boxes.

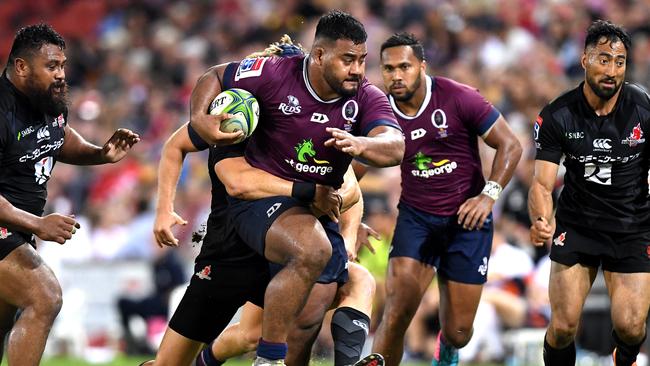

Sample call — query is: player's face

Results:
[24,43,68,115]
[381,45,425,102]
[582,37,626,101]
[322,39,367,97]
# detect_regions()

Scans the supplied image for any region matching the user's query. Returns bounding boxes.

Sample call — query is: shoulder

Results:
[358,79,387,100]
[540,86,581,119]
[623,82,650,111]
[233,55,302,82]
[433,76,481,98]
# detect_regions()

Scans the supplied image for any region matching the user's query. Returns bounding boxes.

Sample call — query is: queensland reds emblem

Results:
[342,100,359,132]
[432,109,448,138]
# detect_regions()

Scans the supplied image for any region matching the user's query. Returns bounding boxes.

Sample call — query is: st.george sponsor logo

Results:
[285,139,333,176]
[411,152,458,178]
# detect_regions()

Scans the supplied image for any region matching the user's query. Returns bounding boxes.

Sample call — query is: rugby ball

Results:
[208,88,259,143]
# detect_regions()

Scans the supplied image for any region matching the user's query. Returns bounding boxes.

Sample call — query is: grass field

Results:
[1,356,501,366]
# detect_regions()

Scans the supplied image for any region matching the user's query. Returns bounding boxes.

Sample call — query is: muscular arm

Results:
[188,64,243,145]
[528,160,559,245]
[482,115,523,187]
[339,193,363,260]
[153,123,198,246]
[325,125,404,168]
[339,164,361,212]
[0,195,40,233]
[58,125,104,165]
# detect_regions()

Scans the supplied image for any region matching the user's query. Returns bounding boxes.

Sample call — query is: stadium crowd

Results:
[2,0,650,364]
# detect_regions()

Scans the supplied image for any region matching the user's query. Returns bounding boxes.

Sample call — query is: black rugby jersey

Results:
[0,71,66,222]
[535,82,650,233]
[188,127,261,264]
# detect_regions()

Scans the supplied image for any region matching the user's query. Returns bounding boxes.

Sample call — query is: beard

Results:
[323,67,360,97]
[586,74,622,101]
[390,74,422,102]
[24,78,69,116]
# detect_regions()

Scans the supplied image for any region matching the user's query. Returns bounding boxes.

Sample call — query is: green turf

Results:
[2,356,500,366]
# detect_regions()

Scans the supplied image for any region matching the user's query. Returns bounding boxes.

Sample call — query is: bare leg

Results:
[0,244,63,366]
[437,277,483,348]
[212,302,263,360]
[372,257,435,366]
[152,327,203,366]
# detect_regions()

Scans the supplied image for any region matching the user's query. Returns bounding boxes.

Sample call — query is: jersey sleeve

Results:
[222,56,283,95]
[0,113,8,163]
[210,141,247,162]
[357,83,401,136]
[456,86,500,136]
[534,107,564,164]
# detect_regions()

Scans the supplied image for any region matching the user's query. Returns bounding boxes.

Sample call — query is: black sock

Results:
[613,330,646,366]
[195,342,224,366]
[331,307,370,366]
[543,335,575,366]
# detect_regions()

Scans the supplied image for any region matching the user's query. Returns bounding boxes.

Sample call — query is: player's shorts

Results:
[389,202,493,284]
[550,220,650,273]
[228,196,348,284]
[0,229,35,260]
[168,258,270,344]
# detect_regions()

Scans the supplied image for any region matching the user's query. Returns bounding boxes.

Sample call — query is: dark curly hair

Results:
[7,23,65,68]
[585,20,631,52]
[380,32,425,62]
[315,10,367,45]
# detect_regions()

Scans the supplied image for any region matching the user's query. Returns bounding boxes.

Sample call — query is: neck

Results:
[5,70,27,95]
[582,82,621,116]
[395,74,427,116]
[307,56,339,100]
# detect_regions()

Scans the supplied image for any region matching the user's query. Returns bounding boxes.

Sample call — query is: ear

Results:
[13,58,30,77]
[312,46,326,66]
[580,52,587,70]
[420,59,427,72]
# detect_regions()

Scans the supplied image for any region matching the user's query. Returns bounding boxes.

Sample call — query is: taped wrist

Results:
[291,182,316,203]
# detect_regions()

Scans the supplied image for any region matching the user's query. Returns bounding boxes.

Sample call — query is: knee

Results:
[352,265,376,298]
[549,319,579,345]
[442,327,473,348]
[614,321,647,344]
[291,241,331,272]
[32,286,63,322]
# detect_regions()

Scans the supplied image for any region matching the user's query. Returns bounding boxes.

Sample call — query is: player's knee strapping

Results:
[331,307,370,366]
[613,330,646,366]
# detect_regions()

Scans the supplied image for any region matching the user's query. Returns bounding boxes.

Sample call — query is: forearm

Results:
[340,195,363,246]
[58,137,105,165]
[528,180,554,222]
[0,195,40,233]
[156,137,188,214]
[217,157,293,200]
[189,65,225,144]
[486,140,522,187]
[339,166,361,212]
[358,130,404,167]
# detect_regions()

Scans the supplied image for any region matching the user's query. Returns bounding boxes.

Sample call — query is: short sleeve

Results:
[456,86,499,136]
[356,83,401,136]
[223,57,283,94]
[0,112,10,163]
[210,141,247,163]
[534,108,564,164]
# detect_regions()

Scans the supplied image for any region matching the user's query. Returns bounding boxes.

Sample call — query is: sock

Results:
[331,307,370,366]
[543,335,575,366]
[613,330,646,366]
[256,338,288,361]
[195,342,224,366]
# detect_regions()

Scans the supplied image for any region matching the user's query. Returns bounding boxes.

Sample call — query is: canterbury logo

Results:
[352,319,369,335]
[593,139,611,150]
[37,126,50,141]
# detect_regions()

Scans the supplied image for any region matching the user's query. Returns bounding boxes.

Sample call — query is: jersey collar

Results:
[389,75,432,120]
[302,56,342,104]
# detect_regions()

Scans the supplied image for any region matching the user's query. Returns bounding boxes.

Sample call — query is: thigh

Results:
[438,278,483,331]
[316,219,349,285]
[154,327,203,366]
[548,261,597,325]
[440,213,493,285]
[384,257,436,312]
[604,271,650,329]
[549,221,603,269]
[0,243,60,308]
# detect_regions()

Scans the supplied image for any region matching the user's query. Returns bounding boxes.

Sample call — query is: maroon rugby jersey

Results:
[393,75,499,215]
[223,55,400,187]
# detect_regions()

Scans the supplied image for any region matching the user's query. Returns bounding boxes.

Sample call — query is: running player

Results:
[367,33,522,366]
[189,11,404,365]
[0,24,139,365]
[529,20,650,366]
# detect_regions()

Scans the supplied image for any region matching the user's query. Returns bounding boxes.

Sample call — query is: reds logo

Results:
[195,265,212,280]
[553,232,566,246]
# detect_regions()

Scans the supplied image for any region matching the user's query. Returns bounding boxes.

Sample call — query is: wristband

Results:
[291,182,316,203]
[481,181,503,201]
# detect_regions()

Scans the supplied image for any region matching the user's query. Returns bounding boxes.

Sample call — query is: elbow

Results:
[381,139,405,167]
[224,177,254,199]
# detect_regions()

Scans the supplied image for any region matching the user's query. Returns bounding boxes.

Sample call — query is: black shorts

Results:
[228,196,349,284]
[168,259,270,344]
[550,220,650,273]
[0,229,35,260]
